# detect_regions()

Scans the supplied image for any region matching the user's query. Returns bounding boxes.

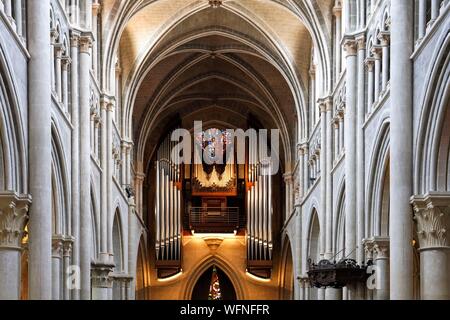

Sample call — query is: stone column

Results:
[418,0,427,40]
[70,31,81,300]
[28,0,52,300]
[365,58,375,112]
[390,0,414,300]
[79,35,93,300]
[309,67,316,128]
[100,97,109,259]
[62,238,73,300]
[121,143,128,188]
[61,56,71,112]
[91,2,101,77]
[379,32,390,92]
[52,236,63,300]
[372,45,382,101]
[294,211,302,299]
[127,199,137,300]
[333,119,339,161]
[107,100,115,257]
[343,37,357,257]
[338,111,344,154]
[135,172,146,216]
[317,288,325,300]
[284,173,293,221]
[412,193,450,300]
[373,237,390,300]
[55,44,63,103]
[302,145,309,194]
[356,35,366,267]
[14,0,23,37]
[325,98,333,259]
[431,0,440,22]
[325,288,342,300]
[4,0,11,18]
[0,192,31,300]
[363,239,375,300]
[298,277,309,300]
[333,4,342,81]
[91,262,114,300]
[319,100,328,259]
[343,36,358,299]
[94,116,101,158]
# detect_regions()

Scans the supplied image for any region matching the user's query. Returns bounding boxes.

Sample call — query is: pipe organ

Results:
[247,140,273,278]
[154,133,182,277]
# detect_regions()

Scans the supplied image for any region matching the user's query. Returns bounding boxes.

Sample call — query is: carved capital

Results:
[79,36,93,54]
[0,192,32,249]
[100,95,115,112]
[52,236,64,258]
[318,99,327,113]
[412,193,450,250]
[70,32,80,48]
[378,31,390,46]
[324,96,333,112]
[343,38,357,57]
[92,2,102,16]
[63,237,74,257]
[297,144,305,157]
[332,4,342,17]
[355,35,366,51]
[365,57,375,72]
[61,56,72,70]
[110,273,133,287]
[363,238,375,261]
[283,172,294,184]
[372,237,390,260]
[364,237,390,260]
[50,28,59,42]
[371,45,383,59]
[91,262,115,288]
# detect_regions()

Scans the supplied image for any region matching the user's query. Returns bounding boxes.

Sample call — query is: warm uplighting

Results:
[192,233,237,239]
[245,270,271,283]
[157,270,183,282]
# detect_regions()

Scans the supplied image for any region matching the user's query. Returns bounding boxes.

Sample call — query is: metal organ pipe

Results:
[155,132,183,263]
[246,134,273,263]
[268,166,272,259]
[155,160,161,258]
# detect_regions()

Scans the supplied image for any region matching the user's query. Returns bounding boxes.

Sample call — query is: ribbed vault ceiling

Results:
[105,0,332,168]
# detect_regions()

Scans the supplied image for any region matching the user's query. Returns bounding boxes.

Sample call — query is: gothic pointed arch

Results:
[182,255,245,300]
[135,234,150,300]
[112,209,124,272]
[51,123,71,236]
[0,40,27,193]
[334,178,345,259]
[366,118,390,237]
[280,234,294,300]
[415,31,450,193]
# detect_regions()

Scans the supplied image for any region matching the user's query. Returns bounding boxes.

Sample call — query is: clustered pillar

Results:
[0,192,31,300]
[389,0,414,300]
[412,194,450,300]
[27,0,53,300]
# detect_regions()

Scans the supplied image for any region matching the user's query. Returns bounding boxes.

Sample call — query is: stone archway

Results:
[191,265,237,300]
[280,237,294,300]
[182,256,245,300]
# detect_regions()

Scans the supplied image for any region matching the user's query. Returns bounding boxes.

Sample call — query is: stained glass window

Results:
[208,266,222,300]
[195,128,233,160]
